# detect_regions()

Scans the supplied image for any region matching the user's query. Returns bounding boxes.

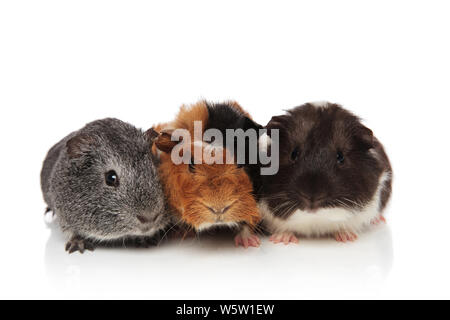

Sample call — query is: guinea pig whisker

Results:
[334,199,352,210]
[279,201,296,213]
[243,221,265,234]
[279,201,298,219]
[246,222,265,234]
[272,200,297,219]
[263,193,291,201]
[179,225,194,244]
[334,199,359,215]
[340,197,365,210]
[254,223,271,234]
[157,219,183,247]
[270,202,289,215]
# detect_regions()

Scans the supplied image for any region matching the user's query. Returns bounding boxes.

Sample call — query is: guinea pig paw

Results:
[234,233,261,249]
[371,216,386,225]
[269,232,299,245]
[334,231,358,242]
[65,237,95,254]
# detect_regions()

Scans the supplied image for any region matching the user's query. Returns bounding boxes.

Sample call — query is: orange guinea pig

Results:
[154,129,261,248]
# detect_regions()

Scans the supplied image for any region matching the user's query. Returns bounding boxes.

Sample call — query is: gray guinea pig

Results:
[258,102,392,244]
[40,118,170,253]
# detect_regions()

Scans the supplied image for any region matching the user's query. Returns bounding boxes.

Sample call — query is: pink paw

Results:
[269,232,299,245]
[371,216,386,225]
[335,231,358,242]
[234,233,260,249]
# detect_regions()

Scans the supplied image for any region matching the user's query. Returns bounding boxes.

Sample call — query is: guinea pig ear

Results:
[66,134,96,159]
[354,125,374,150]
[154,129,180,154]
[266,114,290,130]
[145,128,159,144]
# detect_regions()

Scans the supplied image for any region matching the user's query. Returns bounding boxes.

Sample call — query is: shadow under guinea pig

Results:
[44,221,393,299]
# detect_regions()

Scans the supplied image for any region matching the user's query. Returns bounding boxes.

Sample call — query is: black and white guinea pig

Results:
[258,102,392,243]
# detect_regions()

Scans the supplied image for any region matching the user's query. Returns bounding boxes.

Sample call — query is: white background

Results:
[1,1,449,299]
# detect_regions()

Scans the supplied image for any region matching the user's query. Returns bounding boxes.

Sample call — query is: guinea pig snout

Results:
[206,204,233,215]
[298,192,328,212]
[136,211,158,225]
[296,173,330,211]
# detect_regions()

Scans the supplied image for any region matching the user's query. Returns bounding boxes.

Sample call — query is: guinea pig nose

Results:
[308,195,328,211]
[300,191,326,202]
[207,205,232,215]
[136,214,149,224]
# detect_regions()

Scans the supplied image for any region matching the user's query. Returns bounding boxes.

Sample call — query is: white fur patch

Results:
[258,132,272,153]
[44,209,56,224]
[260,171,391,237]
[197,221,239,232]
[309,101,330,108]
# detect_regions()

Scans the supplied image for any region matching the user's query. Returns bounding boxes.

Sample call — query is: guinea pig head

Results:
[155,130,260,231]
[261,103,385,217]
[63,119,167,239]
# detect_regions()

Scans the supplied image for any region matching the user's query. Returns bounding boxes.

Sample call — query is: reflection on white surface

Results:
[45,224,393,299]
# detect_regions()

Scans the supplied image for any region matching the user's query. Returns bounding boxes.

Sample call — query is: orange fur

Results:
[158,144,260,230]
[172,101,209,139]
[154,101,261,231]
[150,123,166,155]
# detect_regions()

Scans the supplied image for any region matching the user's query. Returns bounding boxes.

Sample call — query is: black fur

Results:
[260,102,392,219]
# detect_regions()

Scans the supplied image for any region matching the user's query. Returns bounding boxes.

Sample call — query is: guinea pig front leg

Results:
[65,235,95,254]
[371,216,386,225]
[234,225,261,248]
[334,231,358,242]
[269,231,299,245]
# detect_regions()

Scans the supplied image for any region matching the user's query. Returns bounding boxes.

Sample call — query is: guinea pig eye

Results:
[291,147,300,162]
[337,151,345,164]
[105,170,119,187]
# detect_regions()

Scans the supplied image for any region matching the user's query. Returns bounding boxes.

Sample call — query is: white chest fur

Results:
[260,171,390,237]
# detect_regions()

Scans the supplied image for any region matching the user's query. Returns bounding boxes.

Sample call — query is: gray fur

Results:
[41,118,170,252]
